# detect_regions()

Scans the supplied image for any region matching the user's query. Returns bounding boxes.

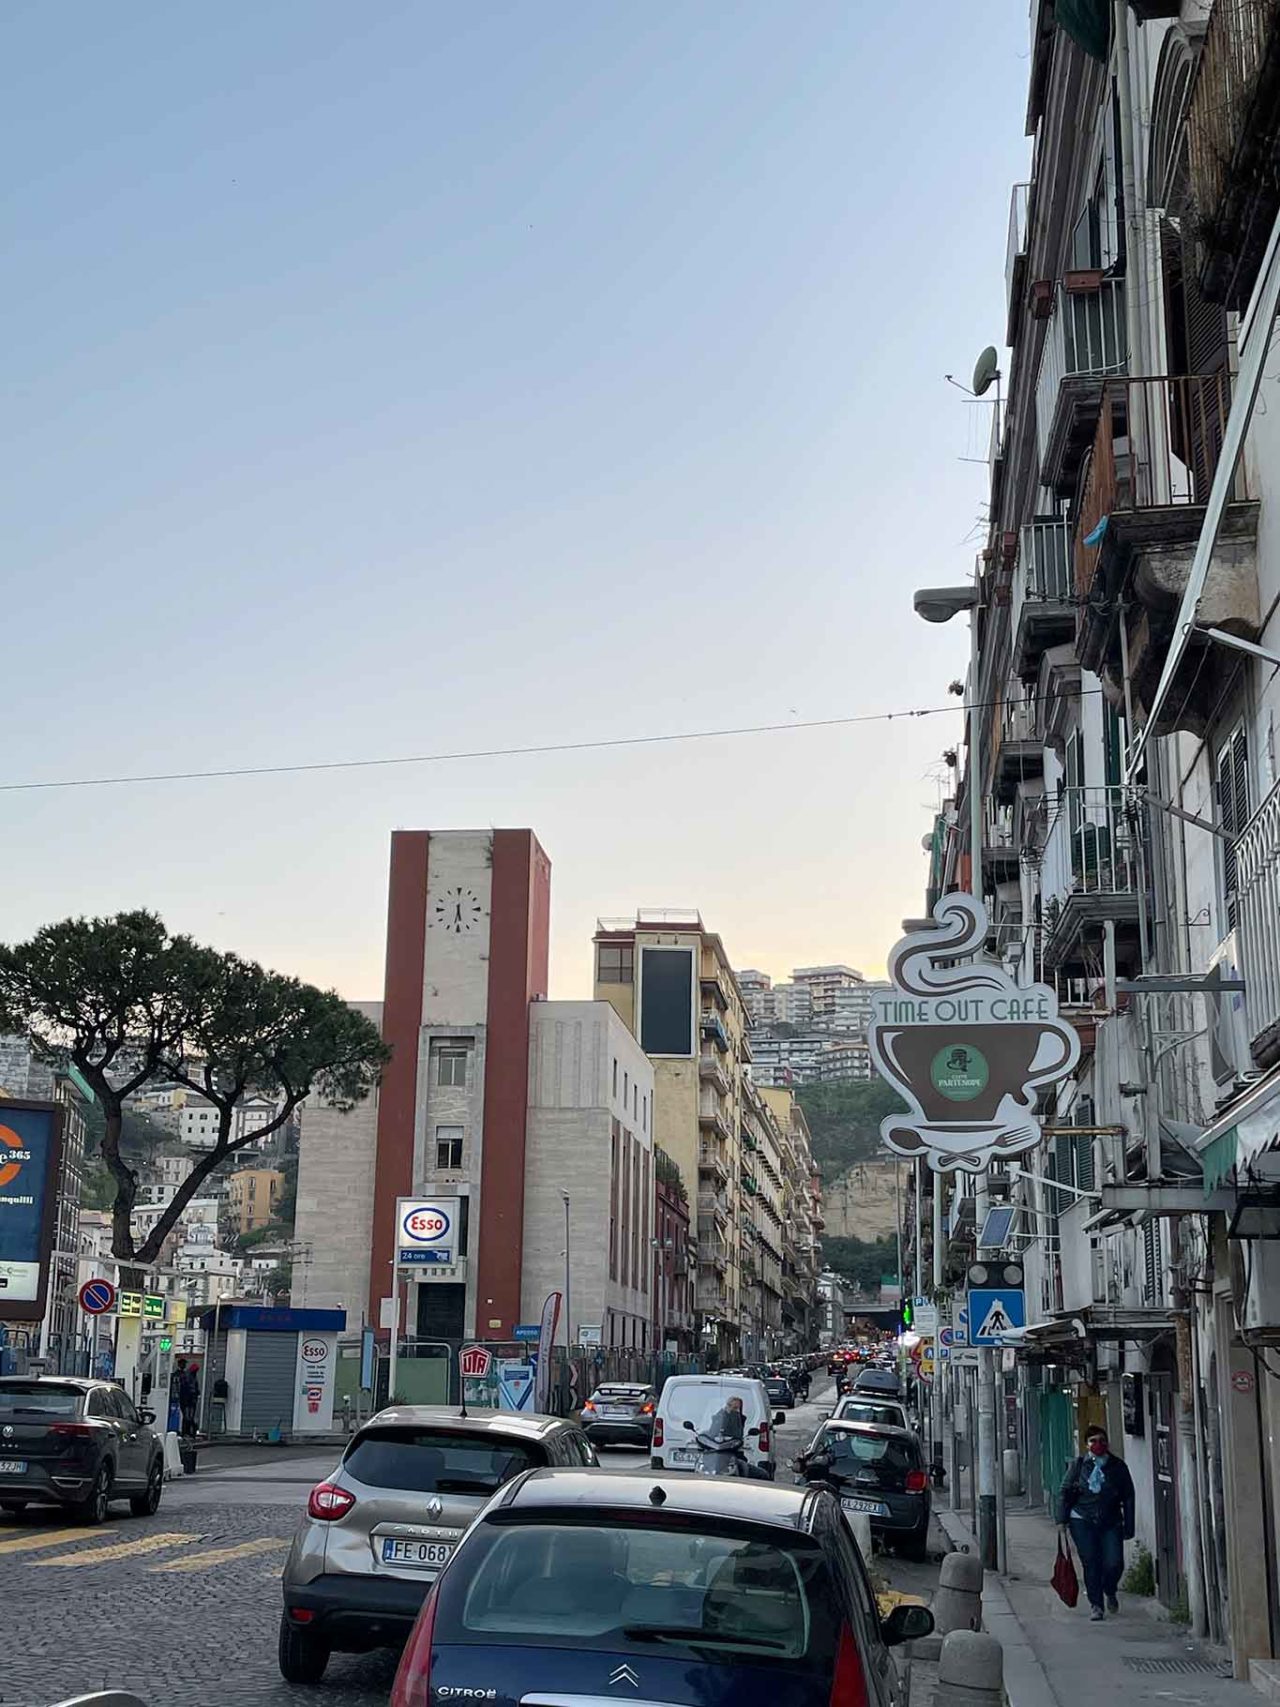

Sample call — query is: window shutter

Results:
[1218,727,1250,929]
[1143,1219,1162,1304]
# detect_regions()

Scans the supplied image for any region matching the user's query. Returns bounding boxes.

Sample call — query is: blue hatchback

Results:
[390,1469,932,1707]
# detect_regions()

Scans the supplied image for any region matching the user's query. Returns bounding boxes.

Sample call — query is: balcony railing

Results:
[1187,0,1280,308]
[698,1143,729,1185]
[700,1011,729,1053]
[1033,787,1146,910]
[1006,181,1031,344]
[698,1238,728,1273]
[1237,777,1280,1057]
[1034,280,1127,490]
[1074,373,1245,596]
[697,1190,729,1226]
[1012,518,1075,677]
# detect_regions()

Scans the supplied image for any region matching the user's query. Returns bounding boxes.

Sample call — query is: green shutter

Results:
[1055,0,1110,62]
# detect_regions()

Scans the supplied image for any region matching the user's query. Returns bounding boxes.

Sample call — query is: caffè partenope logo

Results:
[869,893,1080,1173]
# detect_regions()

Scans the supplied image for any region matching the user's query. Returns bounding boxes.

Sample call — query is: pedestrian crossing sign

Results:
[968,1286,1025,1345]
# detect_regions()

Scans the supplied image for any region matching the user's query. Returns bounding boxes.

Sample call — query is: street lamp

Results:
[913,585,981,876]
[561,1192,572,1356]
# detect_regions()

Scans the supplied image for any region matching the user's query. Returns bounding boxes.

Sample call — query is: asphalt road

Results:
[1,1378,944,1707]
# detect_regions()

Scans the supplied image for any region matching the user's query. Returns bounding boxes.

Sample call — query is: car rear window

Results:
[591,1388,648,1403]
[836,1402,905,1428]
[0,1384,83,1419]
[819,1430,918,1472]
[343,1428,543,1494]
[441,1520,839,1667]
[661,1384,760,1433]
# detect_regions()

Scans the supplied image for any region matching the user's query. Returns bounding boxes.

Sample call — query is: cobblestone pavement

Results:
[2,1380,942,1707]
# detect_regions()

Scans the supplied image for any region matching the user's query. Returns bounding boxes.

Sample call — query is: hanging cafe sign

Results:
[868,893,1080,1173]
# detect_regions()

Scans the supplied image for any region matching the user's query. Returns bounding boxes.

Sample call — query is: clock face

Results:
[434,885,484,934]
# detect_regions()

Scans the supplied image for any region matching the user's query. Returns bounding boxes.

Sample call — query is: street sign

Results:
[497,1359,534,1412]
[459,1344,492,1380]
[118,1290,143,1318]
[79,1277,116,1315]
[938,1326,956,1348]
[969,1287,1026,1346]
[911,1298,939,1336]
[396,1196,460,1273]
[143,1293,164,1319]
[513,1324,540,1342]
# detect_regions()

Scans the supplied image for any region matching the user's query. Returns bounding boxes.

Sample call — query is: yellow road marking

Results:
[148,1536,287,1573]
[35,1531,199,1567]
[0,1526,119,1557]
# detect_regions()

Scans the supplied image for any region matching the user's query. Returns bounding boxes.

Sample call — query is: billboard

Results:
[395,1196,461,1276]
[0,1100,65,1322]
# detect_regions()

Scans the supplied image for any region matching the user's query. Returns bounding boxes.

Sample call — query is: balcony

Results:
[697,1189,729,1228]
[698,1142,730,1186]
[1011,519,1074,678]
[741,1170,759,1198]
[698,1094,733,1145]
[1032,787,1149,975]
[1187,0,1280,309]
[700,970,730,1013]
[1006,181,1031,346]
[698,1238,728,1274]
[698,1052,730,1097]
[700,1010,729,1054]
[1074,375,1259,735]
[982,804,1021,887]
[991,698,1045,806]
[1237,778,1280,1065]
[1034,279,1126,496]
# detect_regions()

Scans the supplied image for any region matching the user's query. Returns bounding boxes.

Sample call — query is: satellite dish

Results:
[972,346,1000,397]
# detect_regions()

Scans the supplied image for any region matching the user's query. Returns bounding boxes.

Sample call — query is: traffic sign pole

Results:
[975,1174,998,1573]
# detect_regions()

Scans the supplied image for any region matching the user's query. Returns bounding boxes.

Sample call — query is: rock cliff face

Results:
[821,1157,901,1241]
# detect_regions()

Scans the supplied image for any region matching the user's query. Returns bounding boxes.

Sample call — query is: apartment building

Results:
[748,1029,872,1087]
[653,1154,694,1350]
[741,1080,786,1359]
[226,1167,284,1235]
[791,965,864,1018]
[761,1085,822,1352]
[594,910,752,1360]
[918,1,1280,1675]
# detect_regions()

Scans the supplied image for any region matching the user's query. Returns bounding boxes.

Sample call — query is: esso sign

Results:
[403,1205,451,1245]
[301,1339,328,1362]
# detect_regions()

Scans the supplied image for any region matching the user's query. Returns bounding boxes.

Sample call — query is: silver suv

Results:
[279,1405,596,1684]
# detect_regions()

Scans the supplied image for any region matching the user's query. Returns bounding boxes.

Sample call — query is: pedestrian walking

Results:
[178,1359,201,1439]
[1058,1426,1135,1620]
[168,1357,186,1434]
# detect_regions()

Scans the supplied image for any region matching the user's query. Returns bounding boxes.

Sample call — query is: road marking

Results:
[35,1531,199,1566]
[148,1536,287,1573]
[0,1526,119,1557]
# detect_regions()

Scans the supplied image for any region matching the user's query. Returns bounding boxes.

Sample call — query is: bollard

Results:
[847,1510,873,1561]
[162,1431,185,1481]
[931,1550,984,1635]
[934,1629,1003,1707]
[1002,1447,1022,1495]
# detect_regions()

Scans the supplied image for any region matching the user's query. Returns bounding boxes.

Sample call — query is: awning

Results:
[1020,1305,1182,1349]
[1195,1063,1280,1193]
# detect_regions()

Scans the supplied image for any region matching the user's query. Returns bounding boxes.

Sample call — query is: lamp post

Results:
[913,579,999,1568]
[561,1191,572,1356]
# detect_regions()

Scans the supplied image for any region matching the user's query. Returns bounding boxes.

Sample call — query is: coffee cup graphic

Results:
[869,893,1080,1172]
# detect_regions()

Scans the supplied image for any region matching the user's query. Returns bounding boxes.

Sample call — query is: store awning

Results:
[1020,1305,1182,1349]
[1195,1064,1280,1193]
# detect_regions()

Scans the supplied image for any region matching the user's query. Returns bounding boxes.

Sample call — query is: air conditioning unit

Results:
[1207,931,1254,1088]
[1229,1239,1280,1341]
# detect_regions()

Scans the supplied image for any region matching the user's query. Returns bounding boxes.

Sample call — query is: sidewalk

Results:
[936,1498,1255,1707]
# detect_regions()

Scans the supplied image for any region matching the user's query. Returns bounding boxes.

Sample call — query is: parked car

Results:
[279,1405,596,1683]
[0,1377,164,1524]
[765,1374,796,1410]
[579,1382,656,1448]
[796,1420,931,1560]
[651,1375,783,1480]
[852,1365,902,1397]
[832,1396,913,1433]
[390,1468,933,1707]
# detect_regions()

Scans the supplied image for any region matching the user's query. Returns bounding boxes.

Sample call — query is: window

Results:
[612,1058,618,1097]
[436,1126,464,1170]
[639,946,695,1057]
[437,1049,468,1088]
[343,1427,542,1494]
[597,944,634,984]
[1216,724,1251,930]
[623,1069,629,1105]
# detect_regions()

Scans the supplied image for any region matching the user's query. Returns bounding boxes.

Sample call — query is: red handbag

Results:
[1052,1535,1080,1607]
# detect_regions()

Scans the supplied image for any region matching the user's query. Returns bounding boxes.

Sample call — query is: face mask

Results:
[1088,1441,1108,1457]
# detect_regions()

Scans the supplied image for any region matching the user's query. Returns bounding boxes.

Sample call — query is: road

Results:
[1,1378,943,1706]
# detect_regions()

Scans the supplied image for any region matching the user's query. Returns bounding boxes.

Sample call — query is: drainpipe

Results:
[1113,3,1145,379]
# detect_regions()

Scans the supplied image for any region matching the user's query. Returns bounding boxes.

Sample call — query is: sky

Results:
[2,3,1033,1002]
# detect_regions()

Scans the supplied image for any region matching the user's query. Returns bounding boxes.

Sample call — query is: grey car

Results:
[0,1376,164,1524]
[279,1404,598,1683]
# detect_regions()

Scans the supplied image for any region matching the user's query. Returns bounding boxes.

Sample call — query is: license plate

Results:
[668,1448,696,1465]
[0,1460,27,1475]
[604,1407,634,1418]
[381,1538,454,1569]
[842,1496,889,1517]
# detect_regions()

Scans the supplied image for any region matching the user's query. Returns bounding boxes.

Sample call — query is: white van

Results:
[651,1375,783,1478]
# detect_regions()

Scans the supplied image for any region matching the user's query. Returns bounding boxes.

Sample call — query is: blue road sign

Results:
[513,1324,540,1342]
[969,1287,1025,1346]
[79,1278,116,1315]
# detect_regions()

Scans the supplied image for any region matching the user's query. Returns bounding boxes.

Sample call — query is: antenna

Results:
[971,346,1001,397]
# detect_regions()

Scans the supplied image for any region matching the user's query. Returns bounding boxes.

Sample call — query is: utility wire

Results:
[0,687,1107,796]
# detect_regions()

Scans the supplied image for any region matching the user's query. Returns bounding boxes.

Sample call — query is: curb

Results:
[935,1509,1058,1707]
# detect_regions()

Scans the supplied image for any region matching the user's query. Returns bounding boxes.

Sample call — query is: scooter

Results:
[680,1418,769,1478]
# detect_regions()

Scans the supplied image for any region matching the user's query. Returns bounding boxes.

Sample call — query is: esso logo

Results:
[403,1206,451,1244]
[301,1339,328,1362]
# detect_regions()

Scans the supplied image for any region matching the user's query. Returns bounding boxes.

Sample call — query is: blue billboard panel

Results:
[0,1101,64,1322]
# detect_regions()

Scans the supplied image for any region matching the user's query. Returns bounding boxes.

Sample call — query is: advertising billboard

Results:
[0,1099,65,1322]
[395,1196,461,1276]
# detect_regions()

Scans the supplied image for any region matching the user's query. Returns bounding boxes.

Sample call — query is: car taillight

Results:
[582,1401,597,1412]
[829,1623,870,1706]
[652,1418,664,1447]
[641,1401,655,1415]
[50,1422,94,1438]
[905,1469,928,1493]
[758,1422,771,1453]
[391,1584,439,1707]
[307,1482,356,1520]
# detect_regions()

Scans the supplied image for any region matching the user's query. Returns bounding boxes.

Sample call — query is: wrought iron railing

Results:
[1034,280,1127,471]
[1187,0,1280,265]
[1237,776,1280,1050]
[1029,787,1147,909]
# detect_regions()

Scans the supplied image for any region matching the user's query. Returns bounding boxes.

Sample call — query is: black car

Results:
[852,1366,902,1397]
[390,1469,932,1707]
[0,1377,164,1524]
[579,1383,657,1448]
[764,1376,795,1410]
[796,1421,930,1561]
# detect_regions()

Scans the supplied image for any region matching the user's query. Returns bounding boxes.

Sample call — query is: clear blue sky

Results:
[2,2,1031,998]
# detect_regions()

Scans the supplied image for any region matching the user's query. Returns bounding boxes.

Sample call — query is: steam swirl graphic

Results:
[887,893,1007,995]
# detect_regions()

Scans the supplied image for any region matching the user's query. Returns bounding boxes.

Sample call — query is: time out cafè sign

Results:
[869,893,1079,1174]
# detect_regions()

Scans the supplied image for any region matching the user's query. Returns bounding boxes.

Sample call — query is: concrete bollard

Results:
[162,1431,185,1481]
[1003,1447,1023,1495]
[847,1510,873,1561]
[930,1550,984,1635]
[934,1629,1003,1707]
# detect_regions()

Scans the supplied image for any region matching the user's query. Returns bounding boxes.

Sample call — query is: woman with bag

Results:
[1057,1426,1135,1620]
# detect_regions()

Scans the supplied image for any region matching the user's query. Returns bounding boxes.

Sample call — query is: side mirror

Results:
[774,1412,787,1426]
[882,1603,935,1647]
[682,1419,696,1431]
